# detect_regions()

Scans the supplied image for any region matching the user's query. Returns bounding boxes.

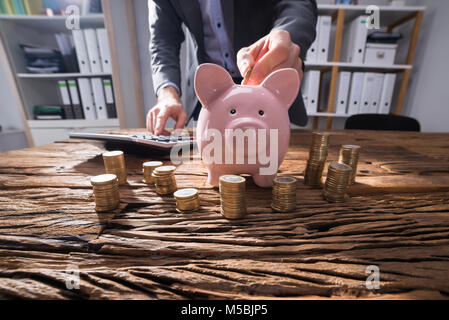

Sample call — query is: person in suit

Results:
[147,0,318,135]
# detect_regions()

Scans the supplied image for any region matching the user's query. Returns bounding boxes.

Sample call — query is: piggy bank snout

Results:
[225,118,271,158]
[228,117,268,132]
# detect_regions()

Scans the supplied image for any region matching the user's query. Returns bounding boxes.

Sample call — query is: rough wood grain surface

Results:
[0,130,449,300]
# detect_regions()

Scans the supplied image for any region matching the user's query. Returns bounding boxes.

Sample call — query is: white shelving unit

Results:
[0,13,119,146]
[306,62,412,71]
[304,4,425,128]
[17,72,112,79]
[0,1,146,147]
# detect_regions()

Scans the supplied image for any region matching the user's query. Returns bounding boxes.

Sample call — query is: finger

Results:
[147,111,152,132]
[155,108,169,136]
[148,110,155,133]
[160,129,171,136]
[248,32,292,84]
[152,108,160,134]
[236,47,253,77]
[272,48,298,71]
[237,36,267,76]
[174,111,187,130]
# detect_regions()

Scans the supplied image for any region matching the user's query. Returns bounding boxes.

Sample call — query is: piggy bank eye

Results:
[258,110,264,116]
[230,109,236,115]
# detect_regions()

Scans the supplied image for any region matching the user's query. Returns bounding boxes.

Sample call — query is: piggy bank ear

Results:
[194,63,235,107]
[261,68,300,109]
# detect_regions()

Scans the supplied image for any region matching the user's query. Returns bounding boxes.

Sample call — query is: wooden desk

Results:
[1,130,449,299]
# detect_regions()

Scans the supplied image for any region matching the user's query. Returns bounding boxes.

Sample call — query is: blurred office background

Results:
[0,0,448,152]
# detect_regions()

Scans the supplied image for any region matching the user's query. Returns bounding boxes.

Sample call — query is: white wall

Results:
[400,0,449,132]
[0,42,24,132]
[0,40,28,151]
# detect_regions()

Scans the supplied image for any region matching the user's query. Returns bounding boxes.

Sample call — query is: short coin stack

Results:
[102,151,127,185]
[219,175,247,219]
[152,165,177,195]
[143,161,163,184]
[174,188,200,213]
[338,145,361,185]
[90,174,120,212]
[304,132,330,187]
[323,162,352,202]
[271,176,297,212]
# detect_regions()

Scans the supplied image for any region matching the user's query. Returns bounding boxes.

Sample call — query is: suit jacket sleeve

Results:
[148,0,185,96]
[272,0,318,62]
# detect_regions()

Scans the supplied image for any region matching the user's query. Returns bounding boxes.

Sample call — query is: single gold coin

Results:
[221,175,245,182]
[174,188,198,199]
[90,174,118,186]
[153,165,176,175]
[102,150,124,158]
[143,161,163,168]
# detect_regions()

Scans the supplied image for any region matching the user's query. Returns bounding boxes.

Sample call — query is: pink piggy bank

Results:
[194,63,300,187]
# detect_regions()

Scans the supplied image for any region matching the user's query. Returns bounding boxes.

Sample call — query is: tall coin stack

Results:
[271,176,297,212]
[91,174,120,212]
[323,162,352,203]
[143,161,163,184]
[152,165,177,195]
[304,132,330,187]
[102,151,127,185]
[338,145,361,185]
[174,188,200,213]
[219,175,247,219]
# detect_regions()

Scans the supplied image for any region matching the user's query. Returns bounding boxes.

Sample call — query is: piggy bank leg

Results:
[252,173,276,188]
[206,167,220,187]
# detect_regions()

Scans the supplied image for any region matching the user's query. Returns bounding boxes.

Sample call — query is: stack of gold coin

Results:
[338,145,361,185]
[142,161,163,184]
[102,151,127,185]
[219,175,247,219]
[271,176,297,212]
[152,165,177,195]
[90,174,120,212]
[304,131,330,187]
[174,188,200,213]
[323,162,352,203]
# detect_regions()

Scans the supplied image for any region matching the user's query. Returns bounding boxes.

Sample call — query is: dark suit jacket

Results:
[148,0,318,126]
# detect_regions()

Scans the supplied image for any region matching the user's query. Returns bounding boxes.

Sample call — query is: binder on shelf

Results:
[341,16,368,64]
[360,73,376,114]
[67,80,84,119]
[334,71,351,114]
[84,28,102,73]
[370,73,385,113]
[11,0,26,15]
[317,16,331,62]
[96,28,112,74]
[57,80,74,119]
[91,78,108,120]
[3,1,14,15]
[72,29,91,74]
[306,70,320,114]
[348,72,364,115]
[24,0,43,15]
[378,73,397,114]
[77,78,97,120]
[103,79,117,118]
[306,16,320,63]
[55,33,78,73]
[0,1,8,14]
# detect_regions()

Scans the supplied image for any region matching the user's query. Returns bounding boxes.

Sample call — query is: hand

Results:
[146,86,187,136]
[237,29,303,85]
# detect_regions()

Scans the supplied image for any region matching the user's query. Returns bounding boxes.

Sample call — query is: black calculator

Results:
[69,132,196,153]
